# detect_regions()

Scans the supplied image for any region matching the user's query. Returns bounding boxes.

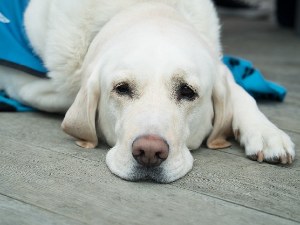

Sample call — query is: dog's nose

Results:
[132,135,169,167]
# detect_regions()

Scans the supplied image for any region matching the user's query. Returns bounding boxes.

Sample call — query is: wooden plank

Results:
[0,112,109,161]
[0,136,298,225]
[222,17,300,66]
[0,194,84,225]
[175,147,300,222]
[296,0,300,36]
[257,102,300,133]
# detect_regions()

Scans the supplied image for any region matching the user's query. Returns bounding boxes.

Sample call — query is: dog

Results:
[0,0,295,183]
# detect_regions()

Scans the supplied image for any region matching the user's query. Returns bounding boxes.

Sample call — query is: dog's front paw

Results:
[234,120,295,164]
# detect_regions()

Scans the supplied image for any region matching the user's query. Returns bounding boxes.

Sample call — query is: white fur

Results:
[0,0,295,183]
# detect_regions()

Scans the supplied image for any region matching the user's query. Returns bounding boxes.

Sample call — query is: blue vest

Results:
[0,0,47,77]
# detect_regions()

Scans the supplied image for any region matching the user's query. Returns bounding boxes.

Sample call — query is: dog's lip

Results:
[126,164,169,183]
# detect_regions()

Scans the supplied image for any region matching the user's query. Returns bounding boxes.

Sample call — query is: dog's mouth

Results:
[125,164,170,183]
[106,143,193,184]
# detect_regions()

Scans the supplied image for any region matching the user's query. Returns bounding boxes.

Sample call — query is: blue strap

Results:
[0,91,37,112]
[223,55,286,101]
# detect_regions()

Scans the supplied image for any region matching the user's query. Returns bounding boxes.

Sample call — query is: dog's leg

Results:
[19,80,74,113]
[0,66,37,101]
[0,66,73,113]
[223,65,295,164]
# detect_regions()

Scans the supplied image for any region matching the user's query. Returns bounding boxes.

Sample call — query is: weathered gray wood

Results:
[0,112,109,162]
[296,0,300,36]
[0,136,298,225]
[222,17,300,63]
[0,194,84,225]
[175,148,300,221]
[257,102,300,133]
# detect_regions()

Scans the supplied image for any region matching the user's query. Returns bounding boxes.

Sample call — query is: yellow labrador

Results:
[0,0,295,183]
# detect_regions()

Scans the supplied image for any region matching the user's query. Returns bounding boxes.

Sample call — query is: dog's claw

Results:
[234,129,240,141]
[279,155,287,164]
[248,152,292,165]
[288,154,293,164]
[257,151,264,163]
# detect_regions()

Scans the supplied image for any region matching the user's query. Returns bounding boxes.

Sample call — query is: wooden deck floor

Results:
[1,16,300,225]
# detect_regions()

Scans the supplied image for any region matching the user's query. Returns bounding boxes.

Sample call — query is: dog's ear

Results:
[207,63,233,149]
[61,75,100,149]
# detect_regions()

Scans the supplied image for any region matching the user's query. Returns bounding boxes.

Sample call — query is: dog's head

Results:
[62,3,232,183]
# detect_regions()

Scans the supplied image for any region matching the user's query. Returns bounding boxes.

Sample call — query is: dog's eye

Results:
[115,83,131,96]
[179,85,196,100]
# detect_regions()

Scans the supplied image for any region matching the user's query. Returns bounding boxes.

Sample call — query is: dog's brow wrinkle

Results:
[174,68,187,77]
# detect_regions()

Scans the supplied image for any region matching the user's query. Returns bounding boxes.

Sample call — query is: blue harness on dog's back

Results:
[0,0,47,77]
[0,1,287,112]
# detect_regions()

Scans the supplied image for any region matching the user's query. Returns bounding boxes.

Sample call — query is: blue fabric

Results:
[0,91,36,112]
[223,55,286,101]
[0,0,47,77]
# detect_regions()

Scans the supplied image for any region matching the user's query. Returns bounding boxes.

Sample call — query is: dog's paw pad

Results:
[247,154,258,161]
[264,156,280,164]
